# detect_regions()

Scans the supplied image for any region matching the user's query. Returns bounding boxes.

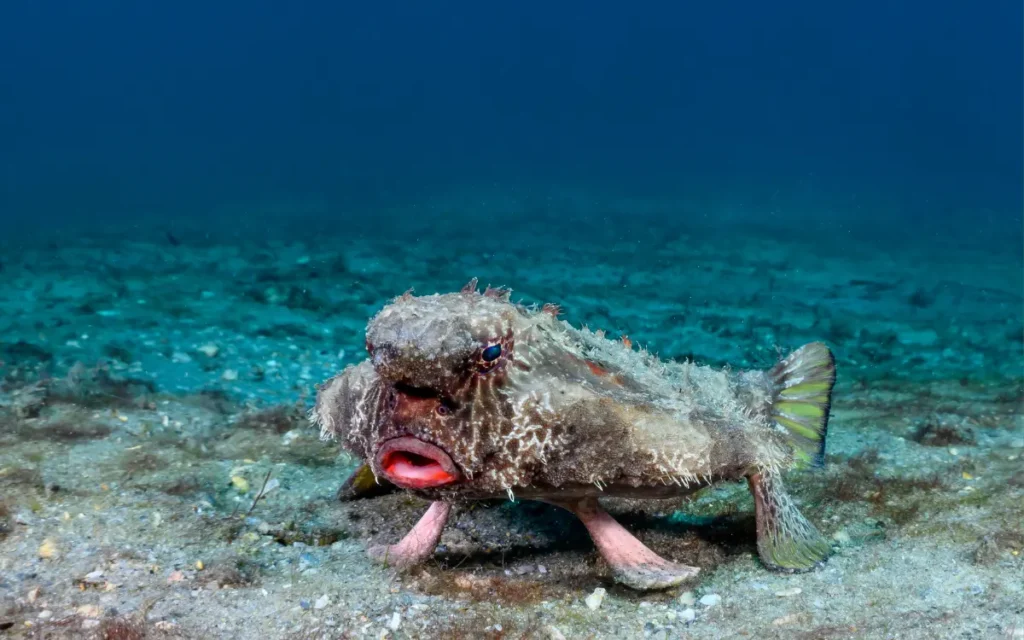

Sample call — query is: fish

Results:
[311,279,837,590]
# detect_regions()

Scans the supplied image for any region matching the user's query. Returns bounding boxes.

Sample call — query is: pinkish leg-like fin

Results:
[368,501,451,569]
[546,497,700,590]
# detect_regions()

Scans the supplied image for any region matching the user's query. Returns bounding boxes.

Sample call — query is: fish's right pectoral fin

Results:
[748,471,832,571]
[337,462,397,501]
[545,497,700,590]
[368,501,451,569]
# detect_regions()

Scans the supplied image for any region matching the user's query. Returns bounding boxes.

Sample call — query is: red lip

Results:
[376,437,460,490]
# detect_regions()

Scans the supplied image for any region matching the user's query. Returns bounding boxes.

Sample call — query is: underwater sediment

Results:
[0,223,1021,639]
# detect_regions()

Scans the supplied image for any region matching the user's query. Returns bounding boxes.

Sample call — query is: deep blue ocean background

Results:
[1,0,1021,249]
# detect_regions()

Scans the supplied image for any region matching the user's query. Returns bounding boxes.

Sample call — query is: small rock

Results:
[26,587,40,603]
[679,608,696,623]
[314,595,330,610]
[388,612,401,631]
[775,588,802,597]
[773,614,801,626]
[198,344,220,358]
[76,605,101,618]
[155,621,178,631]
[222,369,239,381]
[82,619,101,630]
[678,591,696,606]
[545,624,567,640]
[299,600,311,610]
[171,351,193,363]
[538,565,548,574]
[84,570,105,583]
[832,530,852,546]
[37,539,58,559]
[699,594,721,607]
[38,611,52,620]
[231,476,250,493]
[585,587,607,610]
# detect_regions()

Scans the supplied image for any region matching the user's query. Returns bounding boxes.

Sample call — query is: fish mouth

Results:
[376,436,461,490]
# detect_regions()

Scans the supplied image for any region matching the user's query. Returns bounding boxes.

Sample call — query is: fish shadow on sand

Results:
[430,499,756,572]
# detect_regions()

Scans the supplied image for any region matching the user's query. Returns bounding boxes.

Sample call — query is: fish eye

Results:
[481,344,502,362]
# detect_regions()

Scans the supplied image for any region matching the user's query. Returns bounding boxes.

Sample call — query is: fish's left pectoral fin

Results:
[337,462,397,502]
[368,501,452,569]
[748,472,832,571]
[545,497,700,590]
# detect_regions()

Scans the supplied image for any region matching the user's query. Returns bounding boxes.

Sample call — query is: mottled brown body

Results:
[313,281,837,589]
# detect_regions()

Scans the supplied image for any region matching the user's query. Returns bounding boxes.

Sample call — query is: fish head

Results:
[316,282,563,498]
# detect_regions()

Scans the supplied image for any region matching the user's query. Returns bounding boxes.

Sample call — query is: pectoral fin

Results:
[368,501,451,569]
[546,497,700,590]
[337,462,397,501]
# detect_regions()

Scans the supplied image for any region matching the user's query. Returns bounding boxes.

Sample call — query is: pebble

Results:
[26,587,40,603]
[314,595,330,610]
[699,594,721,607]
[37,539,58,560]
[772,614,801,626]
[679,608,696,623]
[198,343,220,357]
[775,588,802,597]
[77,605,101,618]
[388,612,401,631]
[678,591,696,606]
[82,619,101,630]
[83,570,105,584]
[832,530,852,546]
[38,611,52,620]
[585,587,607,610]
[222,369,239,381]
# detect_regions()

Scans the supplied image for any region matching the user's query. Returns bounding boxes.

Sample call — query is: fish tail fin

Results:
[768,342,836,469]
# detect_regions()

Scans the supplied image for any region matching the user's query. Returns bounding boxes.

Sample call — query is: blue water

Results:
[1,0,1021,245]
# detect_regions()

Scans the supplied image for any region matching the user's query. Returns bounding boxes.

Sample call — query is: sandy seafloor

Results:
[0,212,1021,640]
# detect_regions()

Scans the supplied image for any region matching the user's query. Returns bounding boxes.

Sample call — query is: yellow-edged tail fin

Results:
[769,342,836,469]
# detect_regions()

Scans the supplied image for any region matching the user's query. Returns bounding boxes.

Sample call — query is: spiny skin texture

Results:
[315,284,794,501]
